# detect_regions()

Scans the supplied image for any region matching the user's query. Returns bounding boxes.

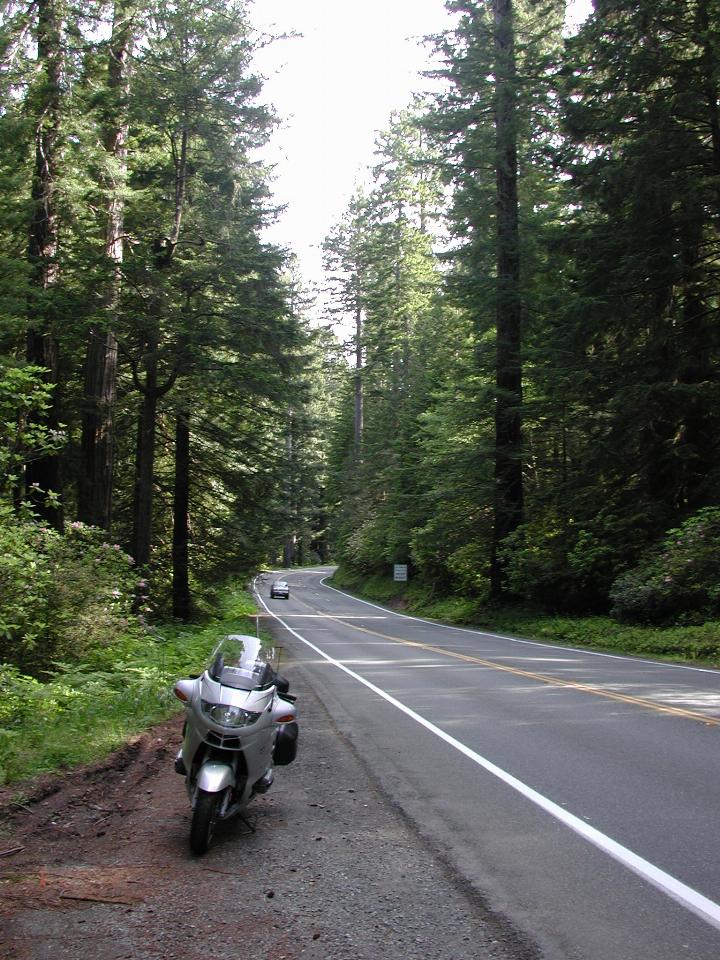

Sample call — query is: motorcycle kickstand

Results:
[238,813,257,834]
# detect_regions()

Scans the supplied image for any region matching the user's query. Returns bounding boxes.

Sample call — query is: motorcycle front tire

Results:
[190,788,221,855]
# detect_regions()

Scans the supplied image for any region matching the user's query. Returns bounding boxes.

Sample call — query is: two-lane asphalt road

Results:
[255,567,720,959]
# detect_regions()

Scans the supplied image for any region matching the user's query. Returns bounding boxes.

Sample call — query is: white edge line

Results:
[318,576,720,676]
[254,579,720,934]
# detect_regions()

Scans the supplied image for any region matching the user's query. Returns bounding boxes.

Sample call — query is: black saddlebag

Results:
[273,721,298,765]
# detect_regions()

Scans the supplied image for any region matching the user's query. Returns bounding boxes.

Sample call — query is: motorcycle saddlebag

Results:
[273,721,298,766]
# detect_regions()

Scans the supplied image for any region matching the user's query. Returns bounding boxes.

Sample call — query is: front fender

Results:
[196,761,235,794]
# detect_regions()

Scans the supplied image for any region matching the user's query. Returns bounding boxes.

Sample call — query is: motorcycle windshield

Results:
[206,634,278,691]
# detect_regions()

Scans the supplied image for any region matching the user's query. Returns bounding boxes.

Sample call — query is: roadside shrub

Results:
[445,541,490,599]
[498,515,566,601]
[609,508,720,624]
[419,595,480,623]
[0,584,262,785]
[0,509,57,669]
[0,511,141,674]
[45,521,141,663]
[0,664,42,727]
[411,502,492,595]
[498,514,617,611]
[342,511,385,573]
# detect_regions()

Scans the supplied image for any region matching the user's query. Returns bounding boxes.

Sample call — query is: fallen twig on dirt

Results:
[0,846,24,858]
[59,893,138,906]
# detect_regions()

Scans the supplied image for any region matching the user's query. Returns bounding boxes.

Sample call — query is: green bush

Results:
[444,540,491,599]
[609,508,720,624]
[0,364,63,490]
[0,664,42,727]
[498,513,618,611]
[0,509,56,664]
[0,511,142,674]
[0,584,263,784]
[410,500,493,596]
[419,595,480,623]
[343,510,387,573]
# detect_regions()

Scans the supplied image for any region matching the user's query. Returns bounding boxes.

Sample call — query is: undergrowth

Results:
[0,586,263,786]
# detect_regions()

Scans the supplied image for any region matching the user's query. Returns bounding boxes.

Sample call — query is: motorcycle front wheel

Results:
[190,789,221,855]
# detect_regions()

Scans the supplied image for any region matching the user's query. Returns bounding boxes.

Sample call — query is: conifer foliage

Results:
[326,0,720,622]
[2,0,720,655]
[0,0,308,632]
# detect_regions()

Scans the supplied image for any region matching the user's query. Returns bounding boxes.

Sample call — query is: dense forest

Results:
[0,0,338,674]
[325,0,720,627]
[1,0,719,683]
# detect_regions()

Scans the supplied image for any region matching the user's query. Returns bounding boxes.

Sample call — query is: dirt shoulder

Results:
[0,667,537,960]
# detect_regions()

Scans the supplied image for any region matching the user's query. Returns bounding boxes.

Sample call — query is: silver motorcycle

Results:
[173,633,298,854]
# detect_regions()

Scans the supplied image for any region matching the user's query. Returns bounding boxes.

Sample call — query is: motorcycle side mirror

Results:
[275,674,290,695]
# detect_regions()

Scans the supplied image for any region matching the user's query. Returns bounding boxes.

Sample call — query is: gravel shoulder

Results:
[0,663,538,960]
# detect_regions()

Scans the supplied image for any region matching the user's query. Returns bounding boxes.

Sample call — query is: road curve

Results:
[256,567,720,960]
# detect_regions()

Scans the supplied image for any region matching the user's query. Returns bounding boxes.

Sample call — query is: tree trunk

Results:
[130,116,188,570]
[283,407,296,567]
[283,535,296,568]
[676,197,714,510]
[131,336,159,569]
[353,299,364,457]
[697,0,720,190]
[78,1,135,529]
[25,0,64,530]
[172,409,191,620]
[490,0,523,597]
[79,329,119,528]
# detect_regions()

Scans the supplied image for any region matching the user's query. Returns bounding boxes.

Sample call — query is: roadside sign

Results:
[393,564,408,582]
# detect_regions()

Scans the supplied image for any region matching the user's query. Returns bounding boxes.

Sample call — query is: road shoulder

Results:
[1,668,536,960]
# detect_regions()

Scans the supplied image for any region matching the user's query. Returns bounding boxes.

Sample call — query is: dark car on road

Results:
[270,579,290,599]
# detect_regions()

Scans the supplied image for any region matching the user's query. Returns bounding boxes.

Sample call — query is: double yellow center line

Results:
[295,598,720,727]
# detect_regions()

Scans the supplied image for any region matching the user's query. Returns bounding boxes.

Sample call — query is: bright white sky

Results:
[252,0,593,294]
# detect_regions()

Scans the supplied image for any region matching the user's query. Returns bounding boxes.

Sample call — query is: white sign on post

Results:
[393,564,408,582]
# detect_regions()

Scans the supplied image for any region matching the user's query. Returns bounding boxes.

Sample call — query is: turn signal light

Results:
[173,685,189,702]
[275,714,295,723]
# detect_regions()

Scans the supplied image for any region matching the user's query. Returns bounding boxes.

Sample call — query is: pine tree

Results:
[78,0,137,531]
[324,106,446,574]
[24,0,67,528]
[425,0,565,595]
[0,0,313,618]
[555,0,720,571]
[117,0,277,572]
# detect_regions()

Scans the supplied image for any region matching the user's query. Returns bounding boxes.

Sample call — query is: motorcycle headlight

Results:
[201,701,261,728]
